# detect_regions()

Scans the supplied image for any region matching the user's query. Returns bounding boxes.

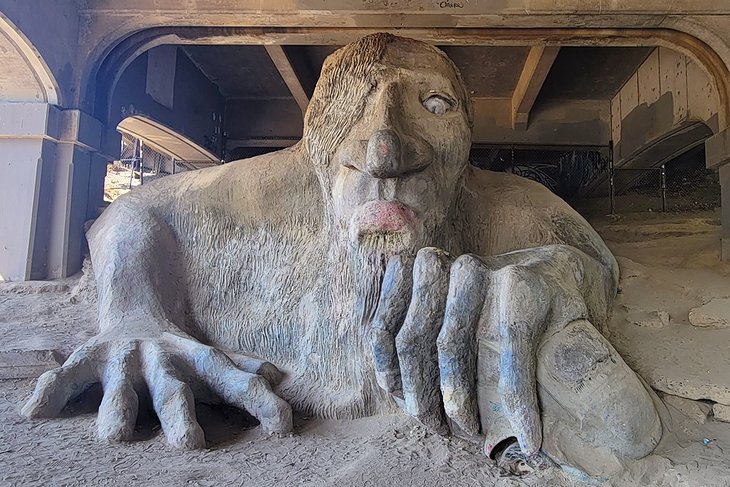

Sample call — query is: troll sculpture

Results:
[22,34,662,478]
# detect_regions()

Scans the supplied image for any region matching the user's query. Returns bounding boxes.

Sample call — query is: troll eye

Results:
[422,94,454,115]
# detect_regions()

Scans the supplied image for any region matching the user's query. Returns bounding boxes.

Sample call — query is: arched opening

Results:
[576,121,718,215]
[117,116,218,163]
[0,14,59,104]
[586,121,715,196]
[106,116,220,202]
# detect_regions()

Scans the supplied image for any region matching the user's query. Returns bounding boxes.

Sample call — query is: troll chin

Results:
[348,200,421,254]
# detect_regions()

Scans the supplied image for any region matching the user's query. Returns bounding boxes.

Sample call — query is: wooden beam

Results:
[264,45,310,116]
[511,46,560,130]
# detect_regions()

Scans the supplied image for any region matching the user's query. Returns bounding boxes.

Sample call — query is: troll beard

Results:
[347,206,458,332]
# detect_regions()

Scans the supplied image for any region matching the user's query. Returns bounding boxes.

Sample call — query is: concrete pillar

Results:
[0,103,116,281]
[720,165,730,261]
[707,129,730,261]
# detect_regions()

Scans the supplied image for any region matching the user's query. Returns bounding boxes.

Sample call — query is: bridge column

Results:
[706,128,730,260]
[0,102,117,281]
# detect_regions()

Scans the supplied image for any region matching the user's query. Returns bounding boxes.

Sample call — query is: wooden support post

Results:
[511,46,560,131]
[265,45,310,116]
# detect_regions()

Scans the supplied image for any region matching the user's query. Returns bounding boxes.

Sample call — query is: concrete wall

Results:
[109,47,226,158]
[223,84,610,150]
[225,98,303,141]
[5,1,730,116]
[0,136,52,281]
[0,0,80,106]
[472,98,610,146]
[70,2,730,123]
[0,22,50,103]
[611,47,719,165]
[0,103,112,280]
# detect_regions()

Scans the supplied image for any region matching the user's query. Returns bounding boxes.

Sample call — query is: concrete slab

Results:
[0,272,97,380]
[714,404,730,423]
[0,349,62,379]
[689,298,730,329]
[607,256,730,405]
[660,393,712,424]
[624,305,669,328]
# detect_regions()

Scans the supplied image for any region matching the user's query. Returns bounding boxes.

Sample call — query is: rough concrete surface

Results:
[713,404,730,423]
[689,298,730,329]
[660,393,712,424]
[600,213,730,406]
[0,350,62,380]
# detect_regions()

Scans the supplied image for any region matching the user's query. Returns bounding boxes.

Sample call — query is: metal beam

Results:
[264,45,310,116]
[511,46,560,130]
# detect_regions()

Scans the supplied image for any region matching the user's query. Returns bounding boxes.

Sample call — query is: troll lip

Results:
[353,200,417,234]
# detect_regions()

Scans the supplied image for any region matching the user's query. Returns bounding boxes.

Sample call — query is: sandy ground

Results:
[2,209,730,486]
[104,162,167,203]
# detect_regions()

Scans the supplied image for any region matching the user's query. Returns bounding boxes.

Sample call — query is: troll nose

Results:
[365,129,402,178]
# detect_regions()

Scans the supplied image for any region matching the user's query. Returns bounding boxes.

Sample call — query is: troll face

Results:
[304,34,473,256]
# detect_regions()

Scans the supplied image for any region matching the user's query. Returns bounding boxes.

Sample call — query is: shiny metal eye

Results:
[422,94,454,115]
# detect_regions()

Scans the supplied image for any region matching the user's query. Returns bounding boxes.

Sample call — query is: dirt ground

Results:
[2,209,730,486]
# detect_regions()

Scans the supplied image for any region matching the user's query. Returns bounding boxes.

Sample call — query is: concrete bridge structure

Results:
[2,0,730,280]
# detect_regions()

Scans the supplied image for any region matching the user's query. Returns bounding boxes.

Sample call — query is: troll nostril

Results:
[366,129,401,177]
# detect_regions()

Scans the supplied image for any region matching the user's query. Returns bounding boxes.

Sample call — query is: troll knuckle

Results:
[451,253,483,277]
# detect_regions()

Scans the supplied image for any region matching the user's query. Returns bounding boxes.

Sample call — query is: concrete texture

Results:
[0,20,50,103]
[706,127,730,168]
[4,1,730,117]
[540,47,654,100]
[601,229,730,406]
[0,349,62,380]
[660,393,712,424]
[689,298,730,329]
[472,97,610,146]
[0,1,78,105]
[0,102,114,281]
[0,103,57,281]
[714,404,730,422]
[225,98,304,141]
[611,47,719,166]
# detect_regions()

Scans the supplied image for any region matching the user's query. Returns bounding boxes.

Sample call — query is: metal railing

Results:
[609,165,667,214]
[605,140,718,214]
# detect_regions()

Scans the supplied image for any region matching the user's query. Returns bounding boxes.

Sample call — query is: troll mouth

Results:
[349,200,418,252]
[352,200,417,234]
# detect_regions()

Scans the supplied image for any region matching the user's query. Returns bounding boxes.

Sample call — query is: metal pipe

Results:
[660,164,667,212]
[139,140,144,185]
[129,138,137,190]
[608,140,615,215]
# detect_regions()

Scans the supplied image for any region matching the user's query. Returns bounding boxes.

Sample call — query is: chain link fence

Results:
[118,133,220,185]
[470,145,609,199]
[470,143,719,215]
[106,134,222,202]
[607,144,720,213]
